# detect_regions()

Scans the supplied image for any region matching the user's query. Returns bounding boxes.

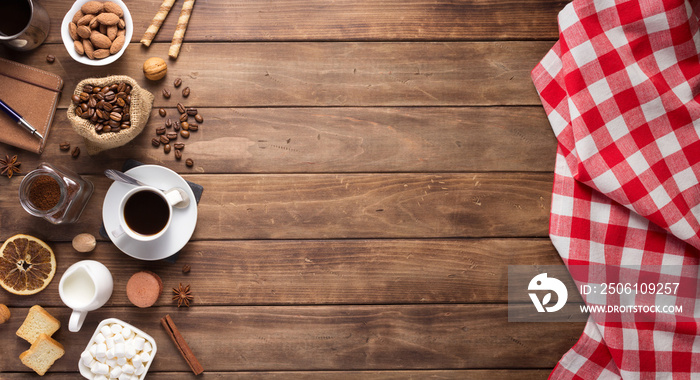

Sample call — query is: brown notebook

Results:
[0,57,63,154]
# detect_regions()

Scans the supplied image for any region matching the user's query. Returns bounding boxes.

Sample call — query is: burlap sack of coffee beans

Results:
[67,75,154,155]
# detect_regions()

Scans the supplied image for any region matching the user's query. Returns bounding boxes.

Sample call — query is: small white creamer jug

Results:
[59,260,113,332]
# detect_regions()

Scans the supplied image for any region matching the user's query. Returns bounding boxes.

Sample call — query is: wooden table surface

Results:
[0,0,585,378]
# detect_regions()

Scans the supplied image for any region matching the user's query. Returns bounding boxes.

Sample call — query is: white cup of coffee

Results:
[59,260,113,332]
[111,186,184,242]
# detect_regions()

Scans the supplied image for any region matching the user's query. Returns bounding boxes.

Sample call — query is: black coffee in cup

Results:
[124,190,170,236]
[0,0,32,37]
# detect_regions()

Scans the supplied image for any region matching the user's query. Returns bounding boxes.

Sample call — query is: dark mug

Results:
[0,0,50,51]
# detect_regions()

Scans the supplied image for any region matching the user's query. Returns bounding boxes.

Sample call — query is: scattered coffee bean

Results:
[182,87,190,97]
[162,88,171,99]
[71,146,81,158]
[177,103,186,114]
[181,121,189,130]
[46,54,55,63]
[151,137,161,147]
[186,108,197,116]
[166,132,178,140]
[180,130,190,138]
[173,121,181,131]
[165,118,173,128]
[185,158,194,167]
[159,135,170,144]
[179,113,188,122]
[174,150,182,160]
[182,264,191,273]
[158,108,166,117]
[194,114,203,123]
[163,144,171,154]
[173,142,185,150]
[59,142,71,151]
[156,126,166,135]
[188,124,198,131]
[174,78,182,88]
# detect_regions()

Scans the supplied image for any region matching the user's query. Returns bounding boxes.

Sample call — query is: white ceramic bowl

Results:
[78,318,157,380]
[61,0,133,66]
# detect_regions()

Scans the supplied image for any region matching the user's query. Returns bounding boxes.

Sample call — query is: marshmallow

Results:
[125,343,136,359]
[122,364,134,374]
[133,336,145,351]
[132,355,143,368]
[118,374,131,380]
[95,333,106,344]
[140,352,151,363]
[100,325,113,337]
[106,348,116,359]
[110,366,122,378]
[89,343,98,356]
[110,323,123,335]
[143,342,152,353]
[106,358,117,367]
[95,343,107,360]
[135,366,145,376]
[80,350,93,366]
[121,326,133,339]
[131,376,140,380]
[115,342,125,358]
[94,376,108,380]
[106,336,115,349]
[114,333,125,344]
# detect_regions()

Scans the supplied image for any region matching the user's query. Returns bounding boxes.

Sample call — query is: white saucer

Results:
[102,165,198,261]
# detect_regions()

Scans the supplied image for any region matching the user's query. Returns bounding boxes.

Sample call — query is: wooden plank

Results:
[0,173,552,241]
[0,369,554,379]
[0,239,569,307]
[38,0,564,44]
[4,107,555,174]
[0,306,584,372]
[1,42,551,107]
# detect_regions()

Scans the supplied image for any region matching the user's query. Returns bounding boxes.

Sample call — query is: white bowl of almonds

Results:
[61,0,133,66]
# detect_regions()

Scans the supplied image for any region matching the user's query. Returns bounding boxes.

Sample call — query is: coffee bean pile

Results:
[72,82,132,134]
[150,78,201,168]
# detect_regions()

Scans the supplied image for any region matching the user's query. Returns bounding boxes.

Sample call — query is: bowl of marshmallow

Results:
[78,318,157,380]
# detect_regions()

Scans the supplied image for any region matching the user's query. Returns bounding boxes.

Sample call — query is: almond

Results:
[94,49,110,59]
[110,35,125,54]
[77,14,94,26]
[118,19,125,29]
[77,25,91,39]
[83,39,95,59]
[89,17,100,29]
[72,9,84,24]
[117,28,125,38]
[90,31,112,49]
[103,2,124,18]
[107,25,118,41]
[96,12,119,26]
[81,0,103,14]
[74,40,85,55]
[69,22,79,40]
[99,23,108,35]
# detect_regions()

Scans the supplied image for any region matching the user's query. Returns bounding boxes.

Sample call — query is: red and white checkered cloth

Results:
[531,0,700,378]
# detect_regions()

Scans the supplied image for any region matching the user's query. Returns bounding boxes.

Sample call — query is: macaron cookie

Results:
[126,271,163,308]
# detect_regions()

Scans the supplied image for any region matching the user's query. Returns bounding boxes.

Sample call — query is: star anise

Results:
[0,154,20,178]
[172,283,193,307]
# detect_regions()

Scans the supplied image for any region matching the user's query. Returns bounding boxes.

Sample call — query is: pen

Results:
[0,98,44,140]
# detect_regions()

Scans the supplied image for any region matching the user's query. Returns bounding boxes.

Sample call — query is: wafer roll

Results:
[140,0,177,47]
[168,0,196,59]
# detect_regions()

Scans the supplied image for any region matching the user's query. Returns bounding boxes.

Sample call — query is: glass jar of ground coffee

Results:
[19,163,94,224]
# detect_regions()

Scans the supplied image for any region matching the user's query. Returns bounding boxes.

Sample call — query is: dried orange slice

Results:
[0,234,56,295]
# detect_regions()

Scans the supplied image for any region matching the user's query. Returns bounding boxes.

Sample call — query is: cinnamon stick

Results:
[160,314,204,375]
